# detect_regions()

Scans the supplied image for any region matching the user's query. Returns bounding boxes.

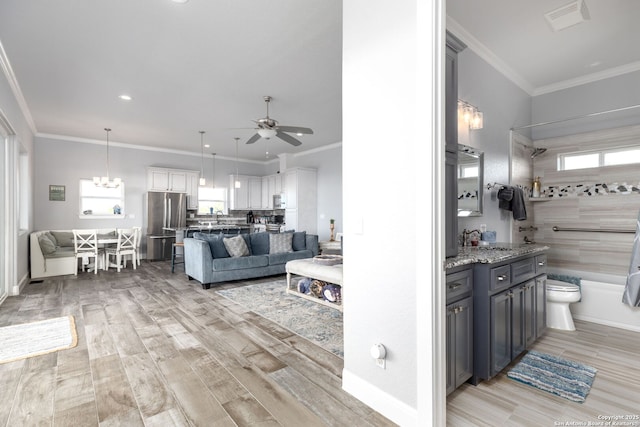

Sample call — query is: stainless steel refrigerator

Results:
[146,192,186,261]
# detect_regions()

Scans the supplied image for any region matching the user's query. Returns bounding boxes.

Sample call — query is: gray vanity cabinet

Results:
[473,252,547,383]
[446,265,474,395]
[445,32,466,258]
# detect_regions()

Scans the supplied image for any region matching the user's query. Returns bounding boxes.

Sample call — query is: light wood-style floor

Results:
[2,262,639,426]
[447,319,640,426]
[0,262,395,427]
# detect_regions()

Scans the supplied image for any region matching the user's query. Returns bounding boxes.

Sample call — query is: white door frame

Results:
[0,109,17,303]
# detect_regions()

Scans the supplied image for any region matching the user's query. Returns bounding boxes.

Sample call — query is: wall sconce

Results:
[458,100,483,130]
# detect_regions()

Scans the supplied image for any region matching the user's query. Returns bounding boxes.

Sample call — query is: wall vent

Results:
[544,0,590,32]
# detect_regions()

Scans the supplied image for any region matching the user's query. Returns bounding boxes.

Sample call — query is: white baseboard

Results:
[342,369,418,426]
[12,272,29,295]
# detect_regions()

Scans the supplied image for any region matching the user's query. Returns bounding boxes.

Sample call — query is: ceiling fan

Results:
[245,96,313,147]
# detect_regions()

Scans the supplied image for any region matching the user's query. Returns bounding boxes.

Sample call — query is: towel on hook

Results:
[497,185,527,221]
[497,186,513,211]
[622,210,640,307]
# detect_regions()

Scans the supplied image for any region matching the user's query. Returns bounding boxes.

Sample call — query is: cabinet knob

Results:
[448,283,462,290]
[538,261,545,266]
[497,274,507,281]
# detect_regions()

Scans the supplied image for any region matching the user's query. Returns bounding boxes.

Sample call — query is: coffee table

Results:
[285,258,344,310]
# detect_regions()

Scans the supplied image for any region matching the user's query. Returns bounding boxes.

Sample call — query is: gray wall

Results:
[532,70,640,140]
[456,47,532,243]
[34,136,341,241]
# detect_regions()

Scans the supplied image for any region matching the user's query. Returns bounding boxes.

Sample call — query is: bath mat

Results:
[0,316,78,364]
[216,280,343,357]
[507,351,596,403]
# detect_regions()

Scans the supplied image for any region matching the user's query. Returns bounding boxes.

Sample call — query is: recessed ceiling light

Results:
[171,0,189,3]
[118,94,132,101]
[204,144,210,148]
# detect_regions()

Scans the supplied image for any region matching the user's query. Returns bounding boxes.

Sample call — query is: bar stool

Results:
[171,242,184,273]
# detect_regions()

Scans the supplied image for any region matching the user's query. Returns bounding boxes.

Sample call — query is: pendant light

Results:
[93,128,122,188]
[234,137,241,188]
[199,131,206,186]
[211,152,216,188]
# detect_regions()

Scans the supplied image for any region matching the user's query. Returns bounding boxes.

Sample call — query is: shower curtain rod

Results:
[511,104,640,131]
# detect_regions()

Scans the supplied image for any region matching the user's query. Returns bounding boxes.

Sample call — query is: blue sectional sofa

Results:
[183,231,319,289]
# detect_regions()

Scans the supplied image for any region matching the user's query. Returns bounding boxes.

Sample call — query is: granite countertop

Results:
[445,243,549,269]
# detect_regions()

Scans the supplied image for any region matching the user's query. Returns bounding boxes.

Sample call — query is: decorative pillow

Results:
[291,231,306,251]
[269,232,293,254]
[223,235,250,258]
[193,232,229,258]
[51,231,75,247]
[38,234,57,255]
[45,231,58,246]
[249,232,270,255]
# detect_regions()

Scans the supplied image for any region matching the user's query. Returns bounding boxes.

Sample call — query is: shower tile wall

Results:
[530,124,640,276]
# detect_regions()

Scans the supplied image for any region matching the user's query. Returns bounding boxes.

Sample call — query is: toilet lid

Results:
[546,282,580,292]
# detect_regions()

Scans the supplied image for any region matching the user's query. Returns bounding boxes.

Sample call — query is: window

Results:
[198,187,227,215]
[559,146,640,171]
[459,164,479,178]
[80,179,125,217]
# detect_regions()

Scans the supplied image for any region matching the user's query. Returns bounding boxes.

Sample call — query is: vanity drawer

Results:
[446,268,473,304]
[535,254,547,275]
[490,265,511,290]
[511,257,536,284]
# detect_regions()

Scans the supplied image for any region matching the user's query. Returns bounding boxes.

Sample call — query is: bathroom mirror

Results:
[457,144,484,217]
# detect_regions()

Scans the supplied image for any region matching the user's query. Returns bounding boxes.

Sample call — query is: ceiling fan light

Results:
[258,128,277,139]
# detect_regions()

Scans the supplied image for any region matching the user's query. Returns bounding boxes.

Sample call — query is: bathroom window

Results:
[559,146,640,171]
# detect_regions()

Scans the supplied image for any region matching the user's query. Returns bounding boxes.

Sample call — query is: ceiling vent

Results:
[544,0,590,32]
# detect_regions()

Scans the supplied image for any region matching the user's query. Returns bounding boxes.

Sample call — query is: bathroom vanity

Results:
[445,244,548,392]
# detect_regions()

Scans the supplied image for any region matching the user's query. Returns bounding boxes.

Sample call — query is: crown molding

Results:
[0,39,37,134]
[446,17,535,95]
[36,132,342,164]
[532,60,640,96]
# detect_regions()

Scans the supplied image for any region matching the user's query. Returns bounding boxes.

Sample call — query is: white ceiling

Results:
[447,0,640,96]
[1,1,638,160]
[0,0,342,161]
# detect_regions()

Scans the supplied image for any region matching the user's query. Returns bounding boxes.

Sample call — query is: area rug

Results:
[0,316,78,364]
[507,350,597,403]
[216,280,343,357]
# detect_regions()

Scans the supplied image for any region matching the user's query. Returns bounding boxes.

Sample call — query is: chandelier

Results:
[93,128,122,188]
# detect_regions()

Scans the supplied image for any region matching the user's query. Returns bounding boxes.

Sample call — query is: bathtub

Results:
[549,268,640,332]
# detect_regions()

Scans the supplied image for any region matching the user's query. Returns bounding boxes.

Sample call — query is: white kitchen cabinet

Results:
[229,175,249,209]
[147,167,195,193]
[261,177,271,209]
[185,171,200,209]
[248,177,262,209]
[284,168,317,234]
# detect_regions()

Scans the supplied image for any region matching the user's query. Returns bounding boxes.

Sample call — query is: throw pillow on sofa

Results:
[223,235,250,258]
[193,232,229,258]
[269,232,293,254]
[38,234,57,255]
[51,231,75,247]
[288,231,307,251]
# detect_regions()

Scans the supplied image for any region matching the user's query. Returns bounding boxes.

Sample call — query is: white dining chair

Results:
[105,228,137,272]
[132,226,142,266]
[72,229,102,275]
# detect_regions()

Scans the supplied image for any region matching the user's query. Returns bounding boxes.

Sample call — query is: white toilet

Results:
[546,279,581,331]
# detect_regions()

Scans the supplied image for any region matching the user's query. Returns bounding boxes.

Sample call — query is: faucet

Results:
[462,229,481,246]
[214,210,223,224]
